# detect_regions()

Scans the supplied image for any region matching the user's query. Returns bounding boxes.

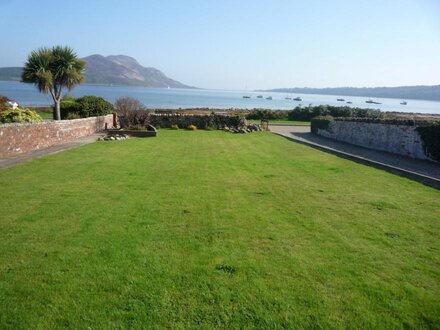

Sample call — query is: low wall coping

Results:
[0,115,113,128]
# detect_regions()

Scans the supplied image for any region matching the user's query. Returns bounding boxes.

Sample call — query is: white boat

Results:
[293,97,302,101]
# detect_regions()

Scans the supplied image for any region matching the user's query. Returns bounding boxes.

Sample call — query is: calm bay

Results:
[1,81,439,114]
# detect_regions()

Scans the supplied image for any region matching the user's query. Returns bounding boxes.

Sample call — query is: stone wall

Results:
[317,120,430,160]
[0,115,114,158]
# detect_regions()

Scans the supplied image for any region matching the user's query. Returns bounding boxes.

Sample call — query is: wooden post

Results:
[113,112,117,128]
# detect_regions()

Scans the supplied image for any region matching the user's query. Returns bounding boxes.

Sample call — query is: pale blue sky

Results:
[1,0,439,89]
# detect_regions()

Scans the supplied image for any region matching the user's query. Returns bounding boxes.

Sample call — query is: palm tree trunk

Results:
[55,99,61,120]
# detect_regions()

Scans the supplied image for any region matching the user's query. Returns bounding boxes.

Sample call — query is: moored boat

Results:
[366,99,381,105]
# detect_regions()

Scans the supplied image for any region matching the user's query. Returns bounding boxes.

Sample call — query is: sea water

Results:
[1,81,439,114]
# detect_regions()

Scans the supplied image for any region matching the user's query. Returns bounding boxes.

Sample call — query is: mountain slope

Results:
[0,67,22,81]
[0,55,193,88]
[82,54,192,88]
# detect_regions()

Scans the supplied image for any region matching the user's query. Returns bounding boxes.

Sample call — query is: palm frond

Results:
[22,46,85,97]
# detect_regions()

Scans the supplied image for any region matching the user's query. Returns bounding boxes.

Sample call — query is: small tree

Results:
[22,46,85,120]
[114,96,145,117]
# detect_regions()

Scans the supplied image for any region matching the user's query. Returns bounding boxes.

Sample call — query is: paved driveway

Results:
[270,124,440,182]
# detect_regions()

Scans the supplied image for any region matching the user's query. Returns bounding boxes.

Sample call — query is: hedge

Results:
[288,105,383,121]
[150,114,246,130]
[416,124,440,162]
[311,116,334,134]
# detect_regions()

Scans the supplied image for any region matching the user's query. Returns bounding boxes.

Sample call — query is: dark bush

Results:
[121,109,151,129]
[245,109,288,120]
[150,114,246,130]
[75,96,114,118]
[60,100,78,119]
[59,96,114,119]
[288,105,383,121]
[311,116,334,133]
[416,124,440,162]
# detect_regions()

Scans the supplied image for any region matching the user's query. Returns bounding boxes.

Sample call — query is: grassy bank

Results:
[0,130,439,328]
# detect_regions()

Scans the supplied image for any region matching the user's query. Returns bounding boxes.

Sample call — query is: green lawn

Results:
[247,119,310,125]
[37,111,53,120]
[1,130,439,328]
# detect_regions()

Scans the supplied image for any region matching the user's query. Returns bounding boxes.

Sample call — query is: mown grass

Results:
[37,111,53,120]
[0,130,439,329]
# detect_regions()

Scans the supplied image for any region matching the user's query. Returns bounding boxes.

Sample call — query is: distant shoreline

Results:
[2,81,439,114]
[258,85,440,102]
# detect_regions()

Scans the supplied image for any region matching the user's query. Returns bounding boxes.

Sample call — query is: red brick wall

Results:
[0,115,113,158]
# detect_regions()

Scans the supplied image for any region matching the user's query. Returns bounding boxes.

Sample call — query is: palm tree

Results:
[22,46,86,120]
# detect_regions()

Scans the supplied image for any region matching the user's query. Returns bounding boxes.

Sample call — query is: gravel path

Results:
[270,125,440,186]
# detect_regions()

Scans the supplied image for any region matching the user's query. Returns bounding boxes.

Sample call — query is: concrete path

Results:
[0,133,104,169]
[270,124,440,188]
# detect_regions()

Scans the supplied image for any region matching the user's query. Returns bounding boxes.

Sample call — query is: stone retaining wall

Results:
[317,121,430,160]
[0,115,114,158]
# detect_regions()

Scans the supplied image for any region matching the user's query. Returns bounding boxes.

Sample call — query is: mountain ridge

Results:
[0,54,193,89]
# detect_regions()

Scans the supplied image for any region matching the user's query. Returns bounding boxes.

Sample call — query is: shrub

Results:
[75,96,114,118]
[66,112,81,120]
[416,124,440,162]
[0,108,42,123]
[170,124,179,130]
[187,124,197,130]
[115,96,145,116]
[288,105,383,121]
[245,109,288,120]
[60,100,78,119]
[149,114,246,130]
[0,95,11,111]
[121,109,151,129]
[61,94,76,102]
[311,115,334,133]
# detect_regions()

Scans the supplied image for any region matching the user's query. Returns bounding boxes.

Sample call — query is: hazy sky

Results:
[1,0,439,90]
